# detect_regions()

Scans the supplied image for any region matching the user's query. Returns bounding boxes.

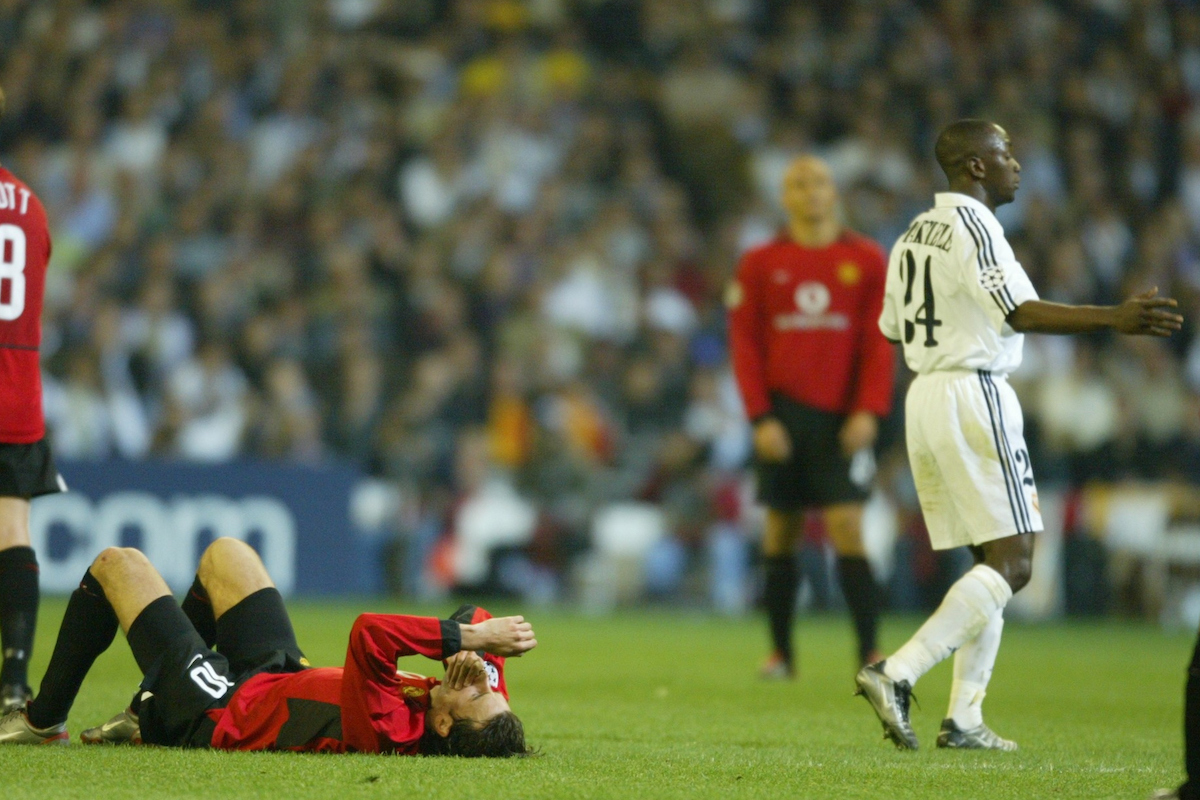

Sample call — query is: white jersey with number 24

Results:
[879,192,1038,375]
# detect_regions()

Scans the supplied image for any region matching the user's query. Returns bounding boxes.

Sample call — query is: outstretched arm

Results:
[1007,288,1183,337]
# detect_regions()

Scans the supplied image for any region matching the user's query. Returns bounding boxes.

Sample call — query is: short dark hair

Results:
[420,711,532,758]
[934,119,1001,180]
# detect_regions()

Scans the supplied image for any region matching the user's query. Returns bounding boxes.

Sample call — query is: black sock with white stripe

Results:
[27,570,118,729]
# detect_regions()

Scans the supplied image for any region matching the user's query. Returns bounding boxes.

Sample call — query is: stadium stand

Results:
[2,0,1198,611]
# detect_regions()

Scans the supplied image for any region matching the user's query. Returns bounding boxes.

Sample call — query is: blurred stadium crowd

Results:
[3,0,1200,605]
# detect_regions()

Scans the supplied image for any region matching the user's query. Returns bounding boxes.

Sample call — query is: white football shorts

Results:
[905,370,1043,550]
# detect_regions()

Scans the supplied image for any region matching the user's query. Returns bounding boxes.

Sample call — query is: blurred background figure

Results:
[727,156,893,677]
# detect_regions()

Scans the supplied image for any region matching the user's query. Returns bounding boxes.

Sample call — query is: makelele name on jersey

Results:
[899,218,955,252]
[773,280,850,331]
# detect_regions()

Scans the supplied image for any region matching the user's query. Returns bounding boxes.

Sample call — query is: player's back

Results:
[0,165,51,444]
[878,192,1037,376]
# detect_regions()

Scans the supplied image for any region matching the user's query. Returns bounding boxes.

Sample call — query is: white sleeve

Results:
[958,207,1038,332]
[878,248,902,341]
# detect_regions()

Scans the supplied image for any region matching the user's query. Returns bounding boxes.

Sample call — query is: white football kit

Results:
[879,192,1044,550]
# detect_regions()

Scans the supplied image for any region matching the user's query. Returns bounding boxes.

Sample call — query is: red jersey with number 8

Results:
[0,166,51,444]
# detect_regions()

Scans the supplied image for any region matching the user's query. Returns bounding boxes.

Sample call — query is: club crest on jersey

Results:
[837,262,861,285]
[484,661,499,690]
[724,280,744,309]
[774,280,848,331]
[794,282,831,315]
[403,685,426,698]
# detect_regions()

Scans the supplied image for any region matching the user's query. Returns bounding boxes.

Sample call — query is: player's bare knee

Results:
[200,537,250,574]
[92,546,149,581]
[762,511,799,557]
[1003,558,1033,593]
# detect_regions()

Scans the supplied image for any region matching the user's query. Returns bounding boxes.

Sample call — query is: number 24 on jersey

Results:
[901,249,942,347]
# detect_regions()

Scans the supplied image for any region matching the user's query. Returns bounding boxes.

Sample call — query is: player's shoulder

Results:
[837,230,888,272]
[737,236,790,271]
[838,230,886,258]
[0,165,30,192]
[0,165,46,213]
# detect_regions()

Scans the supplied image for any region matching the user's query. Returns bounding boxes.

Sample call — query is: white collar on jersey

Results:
[933,192,996,220]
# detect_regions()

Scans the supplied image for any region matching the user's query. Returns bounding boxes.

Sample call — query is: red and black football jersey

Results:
[0,165,52,443]
[207,611,510,753]
[728,231,895,420]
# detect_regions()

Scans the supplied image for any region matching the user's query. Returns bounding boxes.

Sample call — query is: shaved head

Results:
[934,120,1004,181]
[933,119,1021,208]
[780,154,840,242]
[783,154,832,185]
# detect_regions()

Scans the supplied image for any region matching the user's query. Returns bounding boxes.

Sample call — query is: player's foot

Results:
[80,707,141,745]
[758,651,795,681]
[935,718,1017,751]
[1150,790,1179,799]
[854,661,919,750]
[0,709,68,745]
[0,684,30,714]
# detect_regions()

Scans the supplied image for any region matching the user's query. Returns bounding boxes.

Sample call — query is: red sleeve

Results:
[339,614,460,753]
[727,250,772,420]
[849,243,895,416]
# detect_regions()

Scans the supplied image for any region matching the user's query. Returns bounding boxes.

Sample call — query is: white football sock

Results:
[883,564,1012,687]
[946,606,1004,729]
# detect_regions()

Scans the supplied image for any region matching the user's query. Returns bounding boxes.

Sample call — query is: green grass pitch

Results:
[5,598,1192,799]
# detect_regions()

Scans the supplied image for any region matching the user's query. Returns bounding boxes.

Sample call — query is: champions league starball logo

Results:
[485,661,500,690]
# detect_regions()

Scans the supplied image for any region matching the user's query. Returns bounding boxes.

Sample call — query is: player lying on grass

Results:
[0,537,537,755]
[857,118,1182,752]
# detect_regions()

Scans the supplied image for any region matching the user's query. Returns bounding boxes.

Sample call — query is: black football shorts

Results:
[136,588,307,748]
[0,438,64,499]
[754,394,869,512]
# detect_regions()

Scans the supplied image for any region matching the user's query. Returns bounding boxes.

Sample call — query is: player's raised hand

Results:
[462,615,538,657]
[443,650,487,690]
[753,417,792,462]
[1113,287,1184,337]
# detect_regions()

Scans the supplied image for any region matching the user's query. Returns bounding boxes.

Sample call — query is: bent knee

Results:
[1004,559,1033,594]
[91,546,150,577]
[198,537,261,579]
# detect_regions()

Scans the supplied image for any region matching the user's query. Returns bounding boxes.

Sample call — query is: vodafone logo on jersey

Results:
[794,282,831,315]
[774,281,848,331]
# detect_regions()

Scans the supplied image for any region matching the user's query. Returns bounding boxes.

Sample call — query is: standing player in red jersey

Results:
[728,156,895,677]
[0,86,65,712]
[0,537,536,755]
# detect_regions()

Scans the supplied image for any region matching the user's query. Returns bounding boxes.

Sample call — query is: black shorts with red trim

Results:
[0,438,65,499]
